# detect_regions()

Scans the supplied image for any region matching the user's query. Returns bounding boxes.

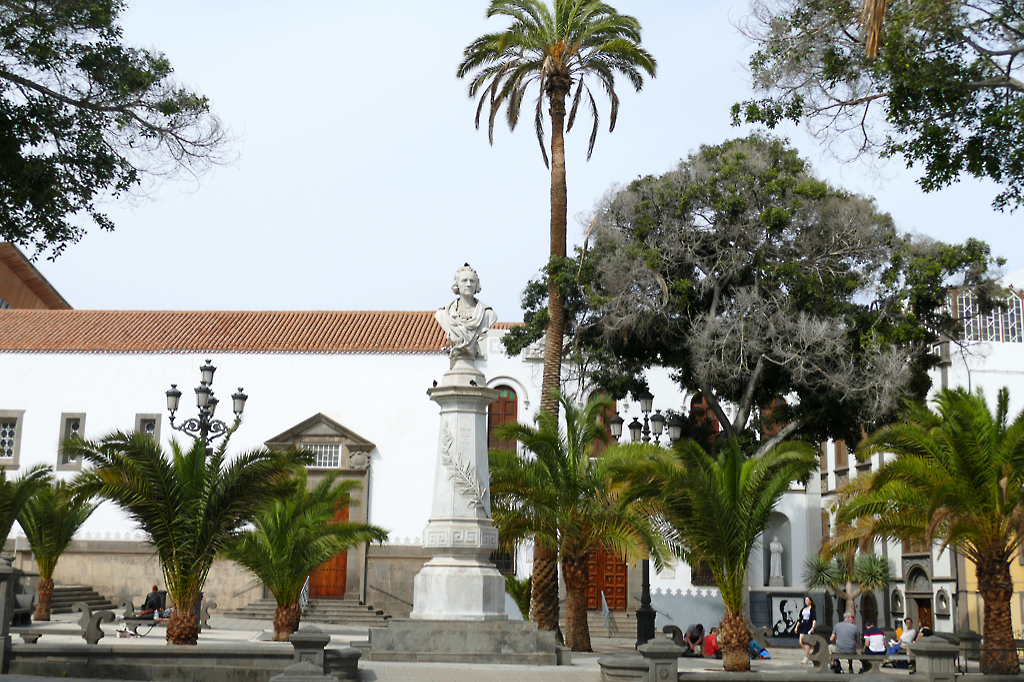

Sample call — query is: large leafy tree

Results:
[489,392,668,652]
[735,0,1024,211]
[562,135,1001,450]
[457,0,656,419]
[620,438,818,671]
[69,431,308,645]
[18,479,97,620]
[0,464,51,544]
[224,469,387,642]
[837,388,1024,674]
[0,0,228,258]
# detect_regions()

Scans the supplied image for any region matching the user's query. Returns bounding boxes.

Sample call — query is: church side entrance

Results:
[308,504,349,599]
[586,548,627,611]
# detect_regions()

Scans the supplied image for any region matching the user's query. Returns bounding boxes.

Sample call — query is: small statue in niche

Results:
[769,535,784,586]
[434,264,497,365]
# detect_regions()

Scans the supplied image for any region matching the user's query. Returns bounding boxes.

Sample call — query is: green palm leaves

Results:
[622,438,817,670]
[838,388,1024,673]
[803,553,893,615]
[457,0,656,164]
[489,391,667,652]
[224,469,387,641]
[0,465,51,546]
[68,431,310,644]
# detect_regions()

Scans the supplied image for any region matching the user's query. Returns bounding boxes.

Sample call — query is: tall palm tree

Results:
[0,464,51,545]
[457,0,656,420]
[839,388,1024,674]
[224,469,388,641]
[490,391,668,651]
[621,438,818,671]
[69,431,309,645]
[18,479,97,620]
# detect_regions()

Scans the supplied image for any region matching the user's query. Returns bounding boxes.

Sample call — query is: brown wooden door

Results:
[488,387,518,450]
[308,504,349,600]
[585,548,628,611]
[916,599,933,630]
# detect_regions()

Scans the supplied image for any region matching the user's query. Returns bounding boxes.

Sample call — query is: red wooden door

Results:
[585,548,628,611]
[308,504,349,599]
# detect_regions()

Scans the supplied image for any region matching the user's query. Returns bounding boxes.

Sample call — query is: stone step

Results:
[228,598,391,624]
[49,585,117,614]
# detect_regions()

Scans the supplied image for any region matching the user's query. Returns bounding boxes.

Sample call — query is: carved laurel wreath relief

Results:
[440,419,487,510]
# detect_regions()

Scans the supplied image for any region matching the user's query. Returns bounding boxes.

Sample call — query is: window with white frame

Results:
[304,442,342,468]
[57,412,86,470]
[0,410,25,468]
[956,290,1024,343]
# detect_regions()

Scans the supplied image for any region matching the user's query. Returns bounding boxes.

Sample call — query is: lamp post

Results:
[611,390,684,647]
[166,359,248,447]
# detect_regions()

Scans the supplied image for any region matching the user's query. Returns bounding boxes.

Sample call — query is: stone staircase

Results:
[229,598,391,624]
[50,585,118,615]
[559,609,632,639]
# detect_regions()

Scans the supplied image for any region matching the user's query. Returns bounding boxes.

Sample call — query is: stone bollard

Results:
[957,629,981,661]
[270,626,337,682]
[638,634,684,682]
[199,598,217,630]
[909,637,960,682]
[71,601,92,633]
[0,556,25,674]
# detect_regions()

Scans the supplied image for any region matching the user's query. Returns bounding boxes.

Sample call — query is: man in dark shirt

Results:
[140,585,163,617]
[684,623,705,656]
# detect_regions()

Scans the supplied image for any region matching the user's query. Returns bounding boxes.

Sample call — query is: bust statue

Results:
[435,264,498,364]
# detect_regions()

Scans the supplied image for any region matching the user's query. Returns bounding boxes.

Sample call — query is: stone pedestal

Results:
[411,359,505,621]
[768,576,784,587]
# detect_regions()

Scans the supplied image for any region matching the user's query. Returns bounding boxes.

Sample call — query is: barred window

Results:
[956,290,1024,343]
[0,297,10,310]
[0,420,15,458]
[304,443,341,468]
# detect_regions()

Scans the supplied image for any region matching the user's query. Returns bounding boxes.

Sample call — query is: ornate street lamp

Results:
[165,359,247,446]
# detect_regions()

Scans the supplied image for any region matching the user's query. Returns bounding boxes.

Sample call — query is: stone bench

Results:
[804,634,912,673]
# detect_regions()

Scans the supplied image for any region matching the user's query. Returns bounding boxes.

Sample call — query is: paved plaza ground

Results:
[0,612,907,682]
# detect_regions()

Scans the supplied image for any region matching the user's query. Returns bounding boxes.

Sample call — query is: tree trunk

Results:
[719,612,751,672]
[273,601,302,641]
[561,554,592,652]
[540,84,569,418]
[166,608,200,645]
[977,556,1019,674]
[34,577,53,621]
[530,544,560,635]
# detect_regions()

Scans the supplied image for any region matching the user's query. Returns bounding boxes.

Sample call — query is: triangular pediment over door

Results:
[264,412,375,470]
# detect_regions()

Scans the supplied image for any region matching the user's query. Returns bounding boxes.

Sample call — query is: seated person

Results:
[684,623,704,656]
[703,627,721,659]
[139,585,165,619]
[831,611,859,673]
[863,621,887,666]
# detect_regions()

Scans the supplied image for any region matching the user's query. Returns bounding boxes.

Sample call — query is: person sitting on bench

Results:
[139,585,165,619]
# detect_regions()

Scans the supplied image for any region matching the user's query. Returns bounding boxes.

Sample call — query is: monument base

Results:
[360,619,558,665]
[768,576,785,587]
[411,557,507,621]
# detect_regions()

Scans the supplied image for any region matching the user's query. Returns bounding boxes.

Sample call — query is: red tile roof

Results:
[0,310,519,353]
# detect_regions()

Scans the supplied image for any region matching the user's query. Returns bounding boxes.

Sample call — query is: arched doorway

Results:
[488,386,518,450]
[905,567,933,629]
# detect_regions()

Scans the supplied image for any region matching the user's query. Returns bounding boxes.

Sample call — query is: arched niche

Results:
[762,511,793,587]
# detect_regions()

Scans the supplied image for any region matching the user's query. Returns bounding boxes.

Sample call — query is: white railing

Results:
[299,576,310,614]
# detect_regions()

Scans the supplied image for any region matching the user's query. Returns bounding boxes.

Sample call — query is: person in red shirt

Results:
[704,627,722,658]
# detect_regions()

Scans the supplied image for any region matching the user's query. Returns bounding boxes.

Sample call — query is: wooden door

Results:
[488,387,518,450]
[585,548,628,611]
[308,505,349,600]
[916,599,933,630]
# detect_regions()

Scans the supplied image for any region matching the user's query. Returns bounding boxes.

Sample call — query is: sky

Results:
[31,0,1022,322]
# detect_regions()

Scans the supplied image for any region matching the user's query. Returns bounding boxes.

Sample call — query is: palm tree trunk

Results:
[540,84,569,418]
[530,544,560,635]
[720,612,751,672]
[561,554,592,652]
[977,556,1019,674]
[34,577,53,621]
[166,607,200,645]
[273,600,302,641]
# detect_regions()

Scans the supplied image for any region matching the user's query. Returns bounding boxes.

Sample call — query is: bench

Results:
[804,634,911,673]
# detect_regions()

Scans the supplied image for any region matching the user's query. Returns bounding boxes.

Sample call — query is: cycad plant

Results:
[621,438,818,671]
[490,391,668,651]
[69,431,309,645]
[838,387,1024,674]
[18,479,97,620]
[224,469,388,641]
